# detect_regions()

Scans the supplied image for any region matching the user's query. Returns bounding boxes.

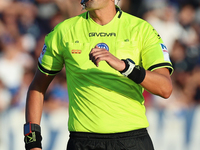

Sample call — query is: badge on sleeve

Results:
[38,44,47,63]
[160,43,170,61]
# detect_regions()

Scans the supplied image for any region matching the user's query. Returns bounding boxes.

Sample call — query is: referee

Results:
[24,0,173,150]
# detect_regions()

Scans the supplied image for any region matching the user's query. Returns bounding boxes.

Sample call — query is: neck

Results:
[89,5,116,26]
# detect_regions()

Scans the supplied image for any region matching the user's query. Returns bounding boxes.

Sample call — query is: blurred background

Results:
[0,0,200,150]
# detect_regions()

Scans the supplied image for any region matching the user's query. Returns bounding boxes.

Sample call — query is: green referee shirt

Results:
[38,6,173,133]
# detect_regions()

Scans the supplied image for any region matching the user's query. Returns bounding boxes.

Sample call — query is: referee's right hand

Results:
[89,46,126,71]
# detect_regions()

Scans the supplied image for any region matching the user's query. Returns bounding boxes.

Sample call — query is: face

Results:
[83,0,110,11]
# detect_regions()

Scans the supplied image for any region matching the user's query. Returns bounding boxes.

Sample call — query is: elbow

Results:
[160,84,173,99]
[161,91,172,99]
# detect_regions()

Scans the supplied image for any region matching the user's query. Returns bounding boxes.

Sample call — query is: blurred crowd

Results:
[0,0,200,150]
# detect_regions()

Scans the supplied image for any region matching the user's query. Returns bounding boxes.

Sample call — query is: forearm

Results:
[140,69,172,99]
[24,69,54,150]
[25,90,43,150]
[25,69,55,124]
[26,89,44,125]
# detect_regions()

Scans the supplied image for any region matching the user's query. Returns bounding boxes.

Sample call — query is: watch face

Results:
[24,123,31,136]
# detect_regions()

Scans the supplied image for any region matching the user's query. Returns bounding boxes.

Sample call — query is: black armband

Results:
[120,59,146,84]
[24,122,42,150]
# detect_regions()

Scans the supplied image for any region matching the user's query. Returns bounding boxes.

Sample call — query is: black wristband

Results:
[120,59,146,84]
[127,65,146,84]
[24,131,42,150]
[120,59,130,73]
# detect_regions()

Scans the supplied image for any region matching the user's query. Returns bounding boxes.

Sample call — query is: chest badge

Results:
[96,43,109,51]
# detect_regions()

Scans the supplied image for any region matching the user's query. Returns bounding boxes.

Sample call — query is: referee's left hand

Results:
[89,46,125,71]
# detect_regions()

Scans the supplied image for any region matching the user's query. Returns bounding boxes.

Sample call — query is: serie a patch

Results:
[160,43,168,52]
[38,44,47,63]
[160,43,170,62]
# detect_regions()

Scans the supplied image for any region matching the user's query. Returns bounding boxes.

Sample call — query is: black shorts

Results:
[67,128,154,150]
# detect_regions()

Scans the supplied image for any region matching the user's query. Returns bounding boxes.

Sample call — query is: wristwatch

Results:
[24,122,41,136]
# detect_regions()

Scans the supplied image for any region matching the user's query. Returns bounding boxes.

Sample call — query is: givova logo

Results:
[89,32,116,37]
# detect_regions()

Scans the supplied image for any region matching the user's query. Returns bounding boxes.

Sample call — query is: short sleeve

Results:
[140,22,173,75]
[38,27,64,75]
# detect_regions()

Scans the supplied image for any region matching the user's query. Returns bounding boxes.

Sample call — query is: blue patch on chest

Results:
[96,43,109,51]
